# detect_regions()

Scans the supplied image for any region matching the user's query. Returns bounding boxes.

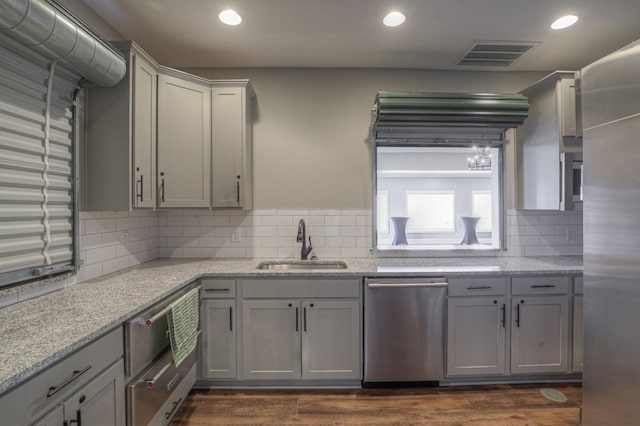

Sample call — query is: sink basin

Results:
[257,260,348,270]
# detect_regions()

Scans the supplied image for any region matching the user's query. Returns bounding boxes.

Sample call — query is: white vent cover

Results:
[457,41,539,67]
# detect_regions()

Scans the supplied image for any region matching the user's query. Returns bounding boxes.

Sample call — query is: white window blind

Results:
[0,36,79,286]
[472,191,493,232]
[406,190,456,232]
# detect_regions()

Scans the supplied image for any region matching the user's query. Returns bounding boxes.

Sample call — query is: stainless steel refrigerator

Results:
[582,39,640,424]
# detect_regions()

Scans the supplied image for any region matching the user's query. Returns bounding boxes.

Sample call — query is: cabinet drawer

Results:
[242,279,360,299]
[511,276,569,295]
[448,277,507,297]
[0,327,123,425]
[574,276,584,294]
[201,279,236,298]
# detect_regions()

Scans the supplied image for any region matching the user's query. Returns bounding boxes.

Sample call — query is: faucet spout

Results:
[296,219,313,260]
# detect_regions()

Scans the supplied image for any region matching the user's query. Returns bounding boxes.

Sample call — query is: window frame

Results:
[372,143,505,253]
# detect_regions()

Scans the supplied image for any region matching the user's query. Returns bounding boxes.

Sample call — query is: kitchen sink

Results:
[256,260,348,270]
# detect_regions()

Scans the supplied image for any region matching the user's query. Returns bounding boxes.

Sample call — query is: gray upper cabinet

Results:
[86,41,157,211]
[157,73,211,208]
[510,295,569,374]
[516,71,582,211]
[211,82,255,209]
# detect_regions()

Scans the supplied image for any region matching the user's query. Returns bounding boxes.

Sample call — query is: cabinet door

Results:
[302,300,361,380]
[63,360,125,426]
[132,52,157,208]
[211,86,243,208]
[157,74,211,208]
[32,405,63,426]
[202,299,237,379]
[447,297,507,376]
[559,78,578,137]
[242,300,301,379]
[511,296,569,374]
[573,295,583,372]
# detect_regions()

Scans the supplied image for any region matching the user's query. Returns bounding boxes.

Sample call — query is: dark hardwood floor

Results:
[171,383,581,425]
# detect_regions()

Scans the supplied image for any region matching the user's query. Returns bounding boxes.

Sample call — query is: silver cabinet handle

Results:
[531,284,556,288]
[47,365,92,398]
[367,282,447,288]
[136,173,143,202]
[467,285,491,290]
[165,397,183,420]
[205,288,231,293]
[236,175,241,204]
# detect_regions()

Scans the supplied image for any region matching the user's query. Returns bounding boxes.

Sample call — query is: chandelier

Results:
[468,146,492,170]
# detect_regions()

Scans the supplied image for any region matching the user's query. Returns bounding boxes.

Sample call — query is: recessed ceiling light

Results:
[219,9,242,26]
[383,11,406,27]
[551,15,579,30]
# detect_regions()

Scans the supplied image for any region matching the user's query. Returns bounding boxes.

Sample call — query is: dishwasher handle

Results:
[367,280,448,288]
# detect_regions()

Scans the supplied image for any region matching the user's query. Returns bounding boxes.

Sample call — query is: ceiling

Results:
[80,0,640,71]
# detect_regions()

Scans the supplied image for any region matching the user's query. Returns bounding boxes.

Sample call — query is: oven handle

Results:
[133,286,201,326]
[367,281,448,288]
[140,330,201,389]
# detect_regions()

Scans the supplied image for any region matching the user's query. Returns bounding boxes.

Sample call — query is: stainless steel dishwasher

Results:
[364,277,448,383]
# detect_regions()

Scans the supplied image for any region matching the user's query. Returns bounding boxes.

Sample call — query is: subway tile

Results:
[167,216,198,227]
[540,235,569,246]
[305,216,325,226]
[75,263,103,282]
[341,209,370,216]
[102,256,130,275]
[167,237,198,248]
[159,247,183,258]
[277,247,297,258]
[214,247,246,258]
[116,217,139,231]
[262,215,293,226]
[246,247,278,258]
[539,214,570,225]
[524,245,554,256]
[159,227,183,237]
[341,247,371,257]
[251,209,278,216]
[325,236,357,247]
[85,219,116,234]
[183,227,203,237]
[158,237,168,248]
[184,247,215,258]
[199,237,229,248]
[310,226,340,237]
[158,216,168,227]
[244,226,278,237]
[101,211,130,219]
[524,225,556,236]
[85,245,117,264]
[507,215,540,226]
[128,228,150,241]
[510,235,540,246]
[139,216,158,228]
[314,209,341,216]
[158,209,183,216]
[356,216,372,226]
[313,247,341,258]
[198,215,230,226]
[214,209,244,216]
[357,237,373,247]
[278,225,298,237]
[554,245,583,255]
[213,227,234,237]
[341,226,369,237]
[262,236,295,247]
[278,209,308,216]
[80,234,102,250]
[325,215,356,226]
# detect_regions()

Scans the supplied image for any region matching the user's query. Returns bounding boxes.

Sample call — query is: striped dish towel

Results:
[167,287,199,367]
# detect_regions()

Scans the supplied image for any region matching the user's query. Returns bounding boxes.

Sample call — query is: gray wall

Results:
[185,67,545,209]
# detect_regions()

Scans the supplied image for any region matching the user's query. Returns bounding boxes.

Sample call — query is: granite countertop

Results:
[0,256,582,396]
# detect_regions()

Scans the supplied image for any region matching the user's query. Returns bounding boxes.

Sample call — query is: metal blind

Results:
[0,35,79,286]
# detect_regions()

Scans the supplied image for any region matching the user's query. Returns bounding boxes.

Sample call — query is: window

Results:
[472,191,493,232]
[375,146,502,250]
[376,190,389,233]
[406,191,455,232]
[0,37,79,287]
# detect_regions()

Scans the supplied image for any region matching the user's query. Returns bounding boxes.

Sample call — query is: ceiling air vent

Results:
[457,41,539,67]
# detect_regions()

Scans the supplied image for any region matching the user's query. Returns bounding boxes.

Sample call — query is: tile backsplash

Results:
[0,206,583,307]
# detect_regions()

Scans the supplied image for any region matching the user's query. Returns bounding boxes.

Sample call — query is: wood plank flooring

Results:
[171,383,581,425]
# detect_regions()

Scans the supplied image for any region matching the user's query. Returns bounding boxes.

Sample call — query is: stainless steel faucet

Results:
[296,219,313,260]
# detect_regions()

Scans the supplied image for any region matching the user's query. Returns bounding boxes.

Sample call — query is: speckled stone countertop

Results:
[0,256,582,395]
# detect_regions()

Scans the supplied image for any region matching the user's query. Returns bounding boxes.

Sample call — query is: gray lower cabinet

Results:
[447,297,507,376]
[573,295,584,372]
[242,298,361,381]
[202,299,237,379]
[510,295,570,374]
[0,328,125,426]
[62,360,125,425]
[242,300,302,380]
[32,406,63,426]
